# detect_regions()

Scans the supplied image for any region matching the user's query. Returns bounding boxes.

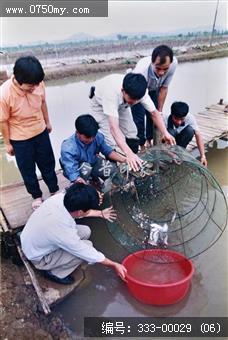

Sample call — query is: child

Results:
[164,101,207,166]
[0,56,59,209]
[60,114,126,184]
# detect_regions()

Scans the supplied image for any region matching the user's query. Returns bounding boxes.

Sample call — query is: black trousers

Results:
[168,125,194,148]
[11,129,59,199]
[131,90,158,146]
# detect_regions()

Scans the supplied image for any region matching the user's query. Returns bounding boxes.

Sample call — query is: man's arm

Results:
[195,131,207,166]
[141,92,175,145]
[108,150,126,163]
[55,214,127,281]
[0,96,14,155]
[0,121,14,155]
[84,206,117,222]
[98,133,126,163]
[100,257,127,281]
[41,99,52,133]
[157,57,177,111]
[150,110,176,145]
[157,86,168,112]
[108,116,142,171]
[60,143,82,182]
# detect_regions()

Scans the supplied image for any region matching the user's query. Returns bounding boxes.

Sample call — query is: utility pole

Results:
[210,0,219,47]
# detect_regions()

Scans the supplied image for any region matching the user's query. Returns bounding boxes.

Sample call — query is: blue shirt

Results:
[60,132,113,181]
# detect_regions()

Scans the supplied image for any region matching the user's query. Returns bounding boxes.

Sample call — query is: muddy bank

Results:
[0,257,74,339]
[1,43,227,85]
[43,44,228,82]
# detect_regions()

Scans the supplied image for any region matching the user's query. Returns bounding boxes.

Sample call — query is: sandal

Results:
[32,197,43,210]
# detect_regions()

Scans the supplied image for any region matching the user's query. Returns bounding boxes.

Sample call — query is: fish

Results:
[148,223,169,247]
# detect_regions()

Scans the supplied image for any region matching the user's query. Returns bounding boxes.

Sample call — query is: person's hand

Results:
[75,177,87,184]
[101,206,117,222]
[6,143,14,156]
[46,122,52,133]
[114,262,127,282]
[126,152,143,172]
[97,190,104,206]
[163,132,176,146]
[200,155,207,167]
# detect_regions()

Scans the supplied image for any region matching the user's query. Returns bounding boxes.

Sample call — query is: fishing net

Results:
[105,145,228,264]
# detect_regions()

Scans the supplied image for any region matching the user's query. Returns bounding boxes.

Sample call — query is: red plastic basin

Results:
[122,249,194,305]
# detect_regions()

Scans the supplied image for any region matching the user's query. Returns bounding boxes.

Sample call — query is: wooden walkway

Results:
[1,102,228,231]
[0,170,69,230]
[187,103,228,151]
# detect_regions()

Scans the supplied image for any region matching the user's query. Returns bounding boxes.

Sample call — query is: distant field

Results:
[0,34,227,84]
[1,34,228,65]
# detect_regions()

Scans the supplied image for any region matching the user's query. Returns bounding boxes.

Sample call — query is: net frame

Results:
[105,145,228,263]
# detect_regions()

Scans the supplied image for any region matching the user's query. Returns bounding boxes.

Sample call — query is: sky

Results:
[1,0,227,46]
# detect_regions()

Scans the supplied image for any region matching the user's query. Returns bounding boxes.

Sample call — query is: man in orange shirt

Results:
[0,56,59,209]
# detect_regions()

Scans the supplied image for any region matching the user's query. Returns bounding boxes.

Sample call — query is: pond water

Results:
[53,138,227,337]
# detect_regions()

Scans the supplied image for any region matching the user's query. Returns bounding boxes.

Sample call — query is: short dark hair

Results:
[152,45,174,64]
[122,73,147,100]
[75,114,99,137]
[63,183,99,212]
[13,56,45,85]
[171,101,189,118]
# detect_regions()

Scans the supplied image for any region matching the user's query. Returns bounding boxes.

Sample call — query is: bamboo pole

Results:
[210,0,219,47]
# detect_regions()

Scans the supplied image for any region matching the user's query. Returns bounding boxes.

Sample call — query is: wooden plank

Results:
[201,132,219,139]
[198,108,227,114]
[15,240,86,310]
[206,103,227,109]
[38,266,85,306]
[196,125,224,133]
[206,104,227,110]
[198,121,227,128]
[0,209,10,232]
[205,108,228,114]
[196,113,227,121]
[15,240,51,315]
[1,171,69,229]
[197,112,227,118]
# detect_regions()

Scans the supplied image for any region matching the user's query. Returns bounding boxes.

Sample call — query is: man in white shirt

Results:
[164,101,207,166]
[90,72,175,171]
[132,45,177,150]
[20,183,127,284]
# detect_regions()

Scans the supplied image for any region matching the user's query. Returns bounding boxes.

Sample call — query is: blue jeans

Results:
[131,90,158,146]
[11,129,59,198]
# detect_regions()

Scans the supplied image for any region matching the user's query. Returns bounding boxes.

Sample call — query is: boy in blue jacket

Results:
[60,114,126,184]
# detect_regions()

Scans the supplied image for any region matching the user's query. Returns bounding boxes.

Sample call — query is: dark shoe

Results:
[44,271,75,285]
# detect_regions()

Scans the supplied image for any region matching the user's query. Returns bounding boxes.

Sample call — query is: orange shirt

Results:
[0,77,46,140]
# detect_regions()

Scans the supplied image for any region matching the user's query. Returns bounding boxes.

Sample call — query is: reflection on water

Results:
[0,145,22,186]
[206,139,228,188]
